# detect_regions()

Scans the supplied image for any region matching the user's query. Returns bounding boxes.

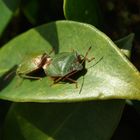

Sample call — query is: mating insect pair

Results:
[16,47,95,87]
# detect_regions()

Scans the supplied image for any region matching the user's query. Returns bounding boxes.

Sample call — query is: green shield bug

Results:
[16,52,52,79]
[43,47,94,87]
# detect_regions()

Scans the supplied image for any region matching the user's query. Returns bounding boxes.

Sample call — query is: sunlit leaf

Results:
[0,21,140,102]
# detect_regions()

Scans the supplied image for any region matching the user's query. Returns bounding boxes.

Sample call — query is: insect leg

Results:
[51,70,78,86]
[49,77,64,87]
[84,46,92,58]
[81,47,95,64]
[52,77,63,85]
[65,77,78,88]
[49,48,54,55]
[65,70,79,79]
[53,70,78,84]
[20,75,42,80]
[52,76,78,88]
[87,56,103,69]
[85,56,95,62]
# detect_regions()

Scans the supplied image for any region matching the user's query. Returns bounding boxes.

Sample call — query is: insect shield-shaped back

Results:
[43,47,94,88]
[43,52,83,77]
[16,53,52,79]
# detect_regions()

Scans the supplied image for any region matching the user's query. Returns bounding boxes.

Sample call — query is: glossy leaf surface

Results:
[0,21,140,102]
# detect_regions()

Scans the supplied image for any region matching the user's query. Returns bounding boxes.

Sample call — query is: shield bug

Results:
[16,52,52,79]
[43,47,94,87]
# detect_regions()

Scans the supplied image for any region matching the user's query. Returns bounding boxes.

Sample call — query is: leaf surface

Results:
[3,101,124,140]
[63,0,101,26]
[115,33,134,58]
[0,21,140,102]
[0,0,20,36]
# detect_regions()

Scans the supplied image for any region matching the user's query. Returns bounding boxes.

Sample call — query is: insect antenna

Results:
[78,76,85,94]
[87,56,103,69]
[81,47,95,64]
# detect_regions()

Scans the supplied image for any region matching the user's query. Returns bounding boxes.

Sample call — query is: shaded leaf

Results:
[22,0,39,24]
[3,101,124,140]
[115,33,134,58]
[63,0,102,27]
[0,0,20,36]
[0,100,10,139]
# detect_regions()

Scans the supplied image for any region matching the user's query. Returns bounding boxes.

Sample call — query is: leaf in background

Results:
[114,33,140,138]
[22,0,39,25]
[0,100,11,139]
[22,0,64,25]
[115,33,135,58]
[0,21,140,102]
[3,101,124,140]
[63,0,102,27]
[0,0,20,36]
[132,100,140,117]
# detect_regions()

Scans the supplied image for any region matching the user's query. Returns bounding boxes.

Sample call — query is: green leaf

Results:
[3,101,124,140]
[22,0,39,24]
[63,0,102,27]
[115,33,135,58]
[0,100,10,139]
[0,0,20,36]
[0,21,140,102]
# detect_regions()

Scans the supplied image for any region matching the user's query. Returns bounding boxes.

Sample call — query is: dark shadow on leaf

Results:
[0,65,17,91]
[35,22,59,54]
[25,68,46,81]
